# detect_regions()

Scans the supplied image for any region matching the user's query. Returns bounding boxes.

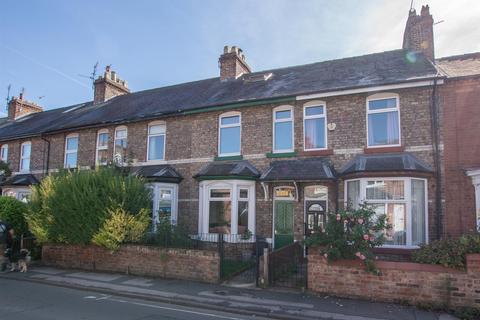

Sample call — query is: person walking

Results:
[4,225,19,271]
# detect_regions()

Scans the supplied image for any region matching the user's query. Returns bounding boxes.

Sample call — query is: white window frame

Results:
[149,182,178,229]
[467,169,480,232]
[95,129,109,166]
[147,121,166,162]
[273,105,294,153]
[218,112,241,157]
[19,141,31,172]
[366,93,401,148]
[198,180,256,239]
[303,101,328,151]
[1,144,8,163]
[64,133,79,168]
[113,126,128,163]
[2,187,31,202]
[344,177,428,248]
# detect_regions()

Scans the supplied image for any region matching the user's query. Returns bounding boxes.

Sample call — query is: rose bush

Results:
[305,204,390,273]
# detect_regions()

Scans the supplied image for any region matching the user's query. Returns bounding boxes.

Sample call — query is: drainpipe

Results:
[429,79,443,240]
[41,135,51,177]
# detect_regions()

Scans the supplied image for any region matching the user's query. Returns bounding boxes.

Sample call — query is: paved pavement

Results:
[0,266,456,320]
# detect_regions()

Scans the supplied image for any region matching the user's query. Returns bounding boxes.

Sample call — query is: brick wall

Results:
[440,77,480,236]
[42,244,220,283]
[308,249,480,309]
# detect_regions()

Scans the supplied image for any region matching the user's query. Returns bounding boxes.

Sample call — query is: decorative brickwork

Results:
[42,244,220,283]
[308,249,480,309]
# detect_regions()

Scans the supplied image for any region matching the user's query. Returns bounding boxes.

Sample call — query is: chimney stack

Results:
[402,5,435,61]
[8,91,43,120]
[93,65,130,104]
[219,46,252,81]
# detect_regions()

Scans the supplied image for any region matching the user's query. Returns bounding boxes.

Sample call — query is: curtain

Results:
[411,179,426,245]
[386,111,399,145]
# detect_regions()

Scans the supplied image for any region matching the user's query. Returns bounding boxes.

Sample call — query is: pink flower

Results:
[355,251,361,257]
[363,234,369,241]
[370,236,375,242]
[357,218,364,224]
[336,214,341,221]
[360,255,366,260]
[324,253,328,258]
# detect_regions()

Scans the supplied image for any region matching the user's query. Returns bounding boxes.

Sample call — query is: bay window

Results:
[273,106,294,153]
[219,112,241,156]
[304,102,327,150]
[19,142,31,172]
[96,129,109,165]
[64,134,79,168]
[147,121,166,161]
[199,180,255,237]
[345,177,427,247]
[1,144,8,162]
[367,94,400,147]
[114,126,127,164]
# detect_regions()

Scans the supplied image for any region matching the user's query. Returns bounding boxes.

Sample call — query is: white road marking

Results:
[101,296,255,320]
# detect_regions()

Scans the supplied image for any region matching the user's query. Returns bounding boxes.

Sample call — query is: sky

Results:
[0,0,479,115]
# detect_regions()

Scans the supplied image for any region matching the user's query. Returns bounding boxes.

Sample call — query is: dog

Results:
[11,249,30,273]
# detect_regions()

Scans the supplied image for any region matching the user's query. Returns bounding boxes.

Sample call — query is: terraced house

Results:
[0,5,478,251]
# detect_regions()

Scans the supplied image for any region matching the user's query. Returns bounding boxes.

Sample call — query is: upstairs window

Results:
[0,144,8,163]
[147,122,166,161]
[367,94,400,147]
[64,134,79,168]
[19,142,31,172]
[219,112,241,156]
[304,102,327,150]
[96,129,109,165]
[273,106,294,153]
[114,126,128,164]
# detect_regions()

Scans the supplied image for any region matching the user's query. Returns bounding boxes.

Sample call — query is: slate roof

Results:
[260,158,336,181]
[194,161,261,180]
[0,174,39,187]
[0,49,439,142]
[130,165,183,183]
[339,153,433,176]
[436,52,480,78]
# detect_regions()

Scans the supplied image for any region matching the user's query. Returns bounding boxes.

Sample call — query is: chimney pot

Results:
[94,65,130,104]
[402,4,435,60]
[219,45,252,80]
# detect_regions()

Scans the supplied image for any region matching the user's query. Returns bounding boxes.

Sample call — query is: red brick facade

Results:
[441,77,480,236]
[308,249,480,309]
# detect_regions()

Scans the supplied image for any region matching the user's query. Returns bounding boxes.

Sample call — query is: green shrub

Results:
[412,235,480,269]
[26,167,152,246]
[305,204,390,272]
[0,196,29,235]
[143,219,194,248]
[92,207,150,250]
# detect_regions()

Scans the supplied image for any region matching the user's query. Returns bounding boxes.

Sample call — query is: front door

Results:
[274,201,294,249]
[305,200,326,236]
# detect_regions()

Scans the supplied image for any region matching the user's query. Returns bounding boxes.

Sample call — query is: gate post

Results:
[218,233,224,282]
[263,247,269,286]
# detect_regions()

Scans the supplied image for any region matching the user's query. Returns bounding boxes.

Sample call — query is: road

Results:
[0,278,271,320]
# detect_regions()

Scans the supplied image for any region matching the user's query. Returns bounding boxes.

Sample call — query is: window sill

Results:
[214,155,243,161]
[266,151,297,158]
[298,149,333,157]
[364,146,404,154]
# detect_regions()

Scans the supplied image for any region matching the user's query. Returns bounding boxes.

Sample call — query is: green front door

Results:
[274,201,294,249]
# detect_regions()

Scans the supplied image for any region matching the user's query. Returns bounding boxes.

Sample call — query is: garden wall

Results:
[42,244,219,283]
[308,250,480,309]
